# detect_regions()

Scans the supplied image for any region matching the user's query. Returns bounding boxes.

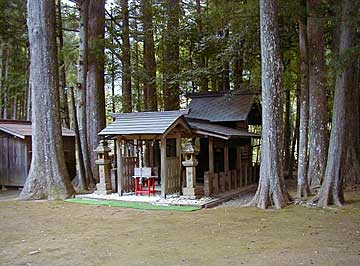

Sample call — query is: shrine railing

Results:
[204,164,259,196]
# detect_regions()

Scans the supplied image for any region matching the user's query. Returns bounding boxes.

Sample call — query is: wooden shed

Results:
[0,120,76,187]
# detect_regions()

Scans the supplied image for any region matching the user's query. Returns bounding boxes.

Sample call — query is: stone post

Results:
[95,140,112,195]
[182,140,199,199]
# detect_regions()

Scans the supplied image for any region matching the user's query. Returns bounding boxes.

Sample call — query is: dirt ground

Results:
[0,189,359,266]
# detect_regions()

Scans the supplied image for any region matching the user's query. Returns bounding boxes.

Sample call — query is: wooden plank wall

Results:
[0,136,28,186]
[166,157,181,194]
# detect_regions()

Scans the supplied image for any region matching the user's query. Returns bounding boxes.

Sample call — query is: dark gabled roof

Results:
[99,110,190,137]
[187,90,259,122]
[187,119,260,140]
[0,120,75,139]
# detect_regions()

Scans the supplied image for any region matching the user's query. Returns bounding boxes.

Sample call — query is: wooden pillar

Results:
[160,137,167,198]
[224,143,230,190]
[224,144,229,172]
[205,137,214,196]
[176,136,181,192]
[208,137,214,173]
[237,146,242,187]
[116,136,123,195]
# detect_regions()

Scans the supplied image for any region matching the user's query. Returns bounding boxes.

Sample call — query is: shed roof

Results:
[0,120,75,139]
[187,119,260,140]
[187,91,258,122]
[99,110,190,137]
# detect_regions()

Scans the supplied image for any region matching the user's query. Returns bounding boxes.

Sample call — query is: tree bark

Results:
[315,0,358,207]
[247,0,290,209]
[87,0,106,179]
[19,0,74,200]
[142,0,157,111]
[69,87,87,190]
[56,0,70,128]
[297,12,311,198]
[76,0,95,187]
[163,0,180,111]
[121,0,132,113]
[307,0,328,191]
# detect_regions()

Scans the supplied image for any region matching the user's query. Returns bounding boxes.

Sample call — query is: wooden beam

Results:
[116,136,123,195]
[160,138,167,198]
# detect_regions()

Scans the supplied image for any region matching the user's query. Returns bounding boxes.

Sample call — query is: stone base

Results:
[95,182,112,195]
[182,187,201,199]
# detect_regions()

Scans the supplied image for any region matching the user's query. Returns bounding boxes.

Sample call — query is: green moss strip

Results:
[64,198,201,212]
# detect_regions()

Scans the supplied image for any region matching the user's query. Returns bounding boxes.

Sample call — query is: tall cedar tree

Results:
[142,0,157,111]
[247,0,290,209]
[75,0,94,188]
[297,1,311,197]
[87,0,106,179]
[164,0,180,110]
[307,0,328,191]
[121,0,132,113]
[315,0,359,207]
[19,0,74,200]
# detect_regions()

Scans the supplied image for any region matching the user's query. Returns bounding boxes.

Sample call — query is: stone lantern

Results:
[95,140,112,195]
[182,139,199,199]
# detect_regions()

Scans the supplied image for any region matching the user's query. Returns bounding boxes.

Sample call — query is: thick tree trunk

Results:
[163,0,180,111]
[76,0,95,187]
[297,14,311,198]
[315,0,358,207]
[307,0,328,191]
[19,0,74,200]
[247,0,290,209]
[87,0,106,180]
[142,0,157,111]
[121,0,132,113]
[56,0,69,128]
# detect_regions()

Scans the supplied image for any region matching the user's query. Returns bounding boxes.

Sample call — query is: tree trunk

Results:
[289,84,300,180]
[19,0,74,200]
[307,0,328,191]
[283,87,291,178]
[233,39,244,90]
[196,0,208,92]
[56,0,70,128]
[142,0,157,111]
[87,0,106,180]
[315,0,358,207]
[297,13,311,198]
[2,46,9,119]
[247,0,290,209]
[69,87,87,190]
[76,0,95,187]
[121,0,132,113]
[163,0,180,111]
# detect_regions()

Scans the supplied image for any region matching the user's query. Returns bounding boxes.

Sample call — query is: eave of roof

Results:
[98,109,191,137]
[0,123,75,139]
[187,119,260,140]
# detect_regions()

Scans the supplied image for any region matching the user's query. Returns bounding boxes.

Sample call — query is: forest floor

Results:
[0,188,359,266]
